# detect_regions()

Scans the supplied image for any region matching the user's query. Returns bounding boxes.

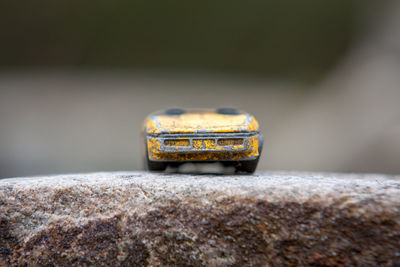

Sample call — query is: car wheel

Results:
[235,159,259,174]
[235,135,263,174]
[144,142,167,171]
[146,158,168,171]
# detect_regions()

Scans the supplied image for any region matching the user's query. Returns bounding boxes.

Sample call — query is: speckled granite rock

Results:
[0,171,399,266]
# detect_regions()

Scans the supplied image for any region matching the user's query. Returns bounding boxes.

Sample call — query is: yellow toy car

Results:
[142,108,263,173]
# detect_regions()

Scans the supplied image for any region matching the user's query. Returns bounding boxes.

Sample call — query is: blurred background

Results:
[0,0,399,178]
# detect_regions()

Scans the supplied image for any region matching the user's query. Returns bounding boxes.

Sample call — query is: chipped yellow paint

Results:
[147,135,260,161]
[204,139,216,149]
[147,137,161,153]
[145,111,259,134]
[145,119,158,134]
[248,116,259,132]
[144,109,261,162]
[192,139,216,150]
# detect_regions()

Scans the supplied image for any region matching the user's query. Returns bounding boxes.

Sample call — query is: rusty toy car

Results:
[142,108,263,173]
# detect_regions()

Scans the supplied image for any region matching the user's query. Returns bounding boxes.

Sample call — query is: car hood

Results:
[145,113,259,134]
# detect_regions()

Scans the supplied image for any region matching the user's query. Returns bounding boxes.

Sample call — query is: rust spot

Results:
[217,138,244,146]
[164,139,190,147]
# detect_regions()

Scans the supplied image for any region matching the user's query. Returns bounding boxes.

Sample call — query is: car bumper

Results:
[146,132,261,162]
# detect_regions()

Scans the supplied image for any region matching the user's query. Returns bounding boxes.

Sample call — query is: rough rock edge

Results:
[1,171,399,266]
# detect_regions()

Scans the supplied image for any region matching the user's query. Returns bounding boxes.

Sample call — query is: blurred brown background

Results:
[0,0,399,178]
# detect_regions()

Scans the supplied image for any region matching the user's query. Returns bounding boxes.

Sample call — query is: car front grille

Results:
[192,139,216,149]
[150,133,255,152]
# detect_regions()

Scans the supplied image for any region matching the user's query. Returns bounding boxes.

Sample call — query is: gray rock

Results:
[0,171,399,266]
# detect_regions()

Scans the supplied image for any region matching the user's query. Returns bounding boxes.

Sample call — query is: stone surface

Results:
[0,171,399,266]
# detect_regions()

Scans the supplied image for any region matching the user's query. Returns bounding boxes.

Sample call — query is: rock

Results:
[0,171,399,266]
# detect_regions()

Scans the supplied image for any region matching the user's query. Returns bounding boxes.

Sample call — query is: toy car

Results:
[142,108,263,173]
